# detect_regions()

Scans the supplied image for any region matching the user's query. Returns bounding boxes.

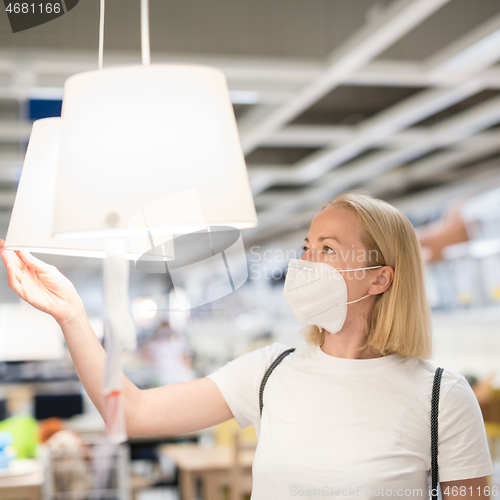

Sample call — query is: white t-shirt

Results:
[207,341,494,499]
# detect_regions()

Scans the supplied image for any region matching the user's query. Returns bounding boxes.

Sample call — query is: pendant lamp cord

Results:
[99,0,150,67]
[98,0,105,69]
[141,0,151,65]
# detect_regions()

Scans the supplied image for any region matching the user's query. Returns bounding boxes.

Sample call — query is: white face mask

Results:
[283,258,382,334]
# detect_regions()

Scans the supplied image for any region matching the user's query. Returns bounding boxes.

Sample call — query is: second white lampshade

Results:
[5,118,174,260]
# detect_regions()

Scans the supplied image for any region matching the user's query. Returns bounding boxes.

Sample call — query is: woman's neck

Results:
[320,317,384,360]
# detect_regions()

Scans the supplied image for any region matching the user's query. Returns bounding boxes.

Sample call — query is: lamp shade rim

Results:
[3,244,174,261]
[64,63,227,88]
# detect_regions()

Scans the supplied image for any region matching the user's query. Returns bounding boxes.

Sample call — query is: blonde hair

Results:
[302,191,432,359]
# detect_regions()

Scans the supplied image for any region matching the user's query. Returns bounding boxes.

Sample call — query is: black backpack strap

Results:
[259,347,296,418]
[431,367,444,500]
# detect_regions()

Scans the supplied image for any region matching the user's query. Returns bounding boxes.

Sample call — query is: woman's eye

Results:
[301,245,335,255]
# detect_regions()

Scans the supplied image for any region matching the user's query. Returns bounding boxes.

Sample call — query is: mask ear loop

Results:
[336,265,382,306]
[338,294,371,306]
[336,265,382,272]
[318,293,371,330]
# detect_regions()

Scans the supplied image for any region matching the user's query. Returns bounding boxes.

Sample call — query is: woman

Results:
[0,192,493,499]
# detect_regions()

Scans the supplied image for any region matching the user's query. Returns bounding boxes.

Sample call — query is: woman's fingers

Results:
[1,249,24,272]
[0,240,27,272]
[0,241,46,274]
[6,264,25,298]
[18,249,51,274]
[7,263,22,283]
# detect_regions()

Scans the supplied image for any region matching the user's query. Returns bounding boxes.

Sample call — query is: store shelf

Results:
[432,306,500,323]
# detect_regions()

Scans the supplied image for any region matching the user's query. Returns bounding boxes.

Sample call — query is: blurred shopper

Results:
[418,186,500,262]
[417,202,469,262]
[140,319,195,386]
[0,192,493,499]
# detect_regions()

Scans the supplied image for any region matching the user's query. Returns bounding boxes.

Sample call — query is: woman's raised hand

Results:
[0,239,82,324]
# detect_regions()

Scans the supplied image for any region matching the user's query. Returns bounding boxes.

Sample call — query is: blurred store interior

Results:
[0,0,500,498]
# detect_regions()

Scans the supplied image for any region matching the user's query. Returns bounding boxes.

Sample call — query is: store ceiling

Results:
[0,0,499,256]
[0,0,498,60]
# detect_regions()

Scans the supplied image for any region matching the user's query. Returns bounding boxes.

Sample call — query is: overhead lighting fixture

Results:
[5,0,258,447]
[52,64,257,239]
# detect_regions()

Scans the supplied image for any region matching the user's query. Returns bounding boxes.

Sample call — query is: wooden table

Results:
[160,443,255,500]
[0,459,44,500]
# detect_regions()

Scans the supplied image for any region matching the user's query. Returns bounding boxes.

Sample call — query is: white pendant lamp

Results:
[52,64,258,239]
[5,117,174,261]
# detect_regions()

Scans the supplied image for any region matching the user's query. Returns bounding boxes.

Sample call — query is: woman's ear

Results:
[369,266,394,295]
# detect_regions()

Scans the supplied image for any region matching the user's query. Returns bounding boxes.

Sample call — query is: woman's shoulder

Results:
[404,357,474,403]
[241,341,293,367]
[216,341,292,373]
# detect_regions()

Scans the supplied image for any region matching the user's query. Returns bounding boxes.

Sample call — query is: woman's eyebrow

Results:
[304,236,343,245]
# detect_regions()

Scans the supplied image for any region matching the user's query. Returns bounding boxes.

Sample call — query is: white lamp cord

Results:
[99,0,150,67]
[141,0,151,65]
[98,0,105,69]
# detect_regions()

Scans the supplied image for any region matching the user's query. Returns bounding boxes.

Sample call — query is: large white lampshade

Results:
[52,64,258,238]
[5,118,174,260]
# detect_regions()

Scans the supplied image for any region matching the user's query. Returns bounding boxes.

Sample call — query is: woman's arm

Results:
[441,476,491,500]
[58,299,234,435]
[0,240,234,436]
